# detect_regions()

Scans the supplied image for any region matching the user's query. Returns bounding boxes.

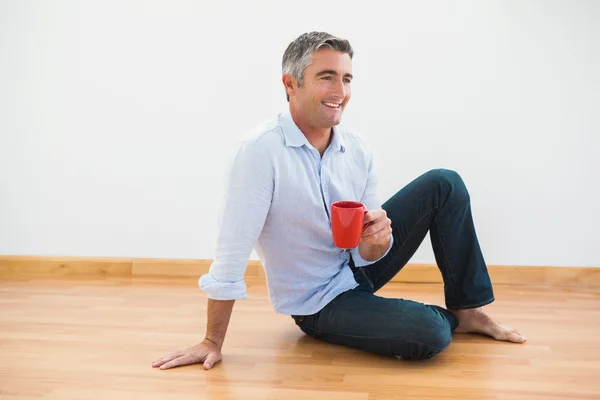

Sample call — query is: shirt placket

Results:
[318,149,333,222]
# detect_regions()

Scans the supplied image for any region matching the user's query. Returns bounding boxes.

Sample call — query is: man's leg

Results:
[363,168,524,342]
[292,271,458,360]
[366,168,494,309]
[293,169,523,359]
[293,169,474,360]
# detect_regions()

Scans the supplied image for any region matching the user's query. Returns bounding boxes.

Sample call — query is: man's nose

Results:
[332,78,346,99]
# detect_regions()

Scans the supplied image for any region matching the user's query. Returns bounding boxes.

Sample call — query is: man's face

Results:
[289,48,353,129]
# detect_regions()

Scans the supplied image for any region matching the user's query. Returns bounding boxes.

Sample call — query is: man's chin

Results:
[322,112,343,127]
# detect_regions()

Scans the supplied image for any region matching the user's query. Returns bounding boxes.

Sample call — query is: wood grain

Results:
[1,255,599,288]
[1,277,599,399]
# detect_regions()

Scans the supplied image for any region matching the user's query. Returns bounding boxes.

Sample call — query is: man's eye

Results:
[344,78,352,83]
[322,76,332,80]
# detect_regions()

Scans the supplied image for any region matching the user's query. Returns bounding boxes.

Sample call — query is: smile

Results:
[322,102,341,109]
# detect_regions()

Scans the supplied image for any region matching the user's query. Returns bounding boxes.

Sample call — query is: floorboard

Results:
[1,277,599,399]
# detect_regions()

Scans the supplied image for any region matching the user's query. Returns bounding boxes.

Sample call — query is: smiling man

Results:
[152,32,525,371]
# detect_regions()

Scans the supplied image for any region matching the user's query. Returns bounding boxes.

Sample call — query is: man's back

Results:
[198,111,388,315]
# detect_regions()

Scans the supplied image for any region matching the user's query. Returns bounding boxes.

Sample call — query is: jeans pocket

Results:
[292,313,320,338]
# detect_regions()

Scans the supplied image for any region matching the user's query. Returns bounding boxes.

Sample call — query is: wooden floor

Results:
[1,277,600,400]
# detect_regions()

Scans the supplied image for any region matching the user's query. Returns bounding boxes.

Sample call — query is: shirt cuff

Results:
[198,272,248,300]
[351,234,394,267]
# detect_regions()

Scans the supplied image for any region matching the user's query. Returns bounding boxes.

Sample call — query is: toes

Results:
[510,332,526,343]
[491,325,526,343]
[500,330,526,343]
[508,327,526,342]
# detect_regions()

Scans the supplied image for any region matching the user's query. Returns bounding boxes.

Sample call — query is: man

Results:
[152,32,525,371]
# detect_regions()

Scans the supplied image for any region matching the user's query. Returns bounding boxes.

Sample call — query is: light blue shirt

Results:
[198,111,393,315]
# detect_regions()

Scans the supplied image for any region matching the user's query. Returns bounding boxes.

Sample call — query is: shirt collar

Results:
[279,111,346,153]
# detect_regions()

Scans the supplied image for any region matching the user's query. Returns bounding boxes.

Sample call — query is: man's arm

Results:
[152,299,235,370]
[198,139,274,301]
[204,299,235,350]
[153,139,274,370]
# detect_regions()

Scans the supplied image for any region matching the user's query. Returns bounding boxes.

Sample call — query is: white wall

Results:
[1,0,598,267]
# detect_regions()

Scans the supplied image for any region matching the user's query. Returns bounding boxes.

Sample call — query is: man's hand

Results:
[357,209,392,262]
[152,299,234,371]
[361,209,392,245]
[152,339,222,370]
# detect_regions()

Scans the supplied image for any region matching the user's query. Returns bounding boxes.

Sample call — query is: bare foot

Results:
[450,307,526,343]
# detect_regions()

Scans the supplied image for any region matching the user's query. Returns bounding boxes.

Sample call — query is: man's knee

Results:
[423,168,469,204]
[392,316,453,360]
[424,168,464,187]
[421,328,453,359]
[419,324,453,360]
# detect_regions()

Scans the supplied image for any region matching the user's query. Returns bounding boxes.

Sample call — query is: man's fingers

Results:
[363,210,385,225]
[362,220,391,237]
[159,353,201,370]
[362,232,390,244]
[203,352,222,370]
[152,350,184,368]
[363,212,376,225]
[362,222,383,236]
[159,356,183,370]
[361,221,392,244]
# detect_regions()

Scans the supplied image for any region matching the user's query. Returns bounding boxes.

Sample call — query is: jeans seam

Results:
[434,214,462,306]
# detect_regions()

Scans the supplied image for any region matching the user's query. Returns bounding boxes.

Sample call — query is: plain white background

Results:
[1,0,598,267]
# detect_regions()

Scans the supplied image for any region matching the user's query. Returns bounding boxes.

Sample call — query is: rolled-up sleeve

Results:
[349,143,393,267]
[198,139,274,300]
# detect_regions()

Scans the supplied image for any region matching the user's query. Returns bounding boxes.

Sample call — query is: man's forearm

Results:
[205,299,235,349]
[358,236,391,262]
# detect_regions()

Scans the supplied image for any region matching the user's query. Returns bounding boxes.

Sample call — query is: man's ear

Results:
[282,73,296,100]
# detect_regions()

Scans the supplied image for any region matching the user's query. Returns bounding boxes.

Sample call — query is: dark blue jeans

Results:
[292,169,495,360]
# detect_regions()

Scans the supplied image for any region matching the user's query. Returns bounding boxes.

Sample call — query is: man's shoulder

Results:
[239,114,284,148]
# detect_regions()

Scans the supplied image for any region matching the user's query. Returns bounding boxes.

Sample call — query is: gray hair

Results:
[282,31,354,101]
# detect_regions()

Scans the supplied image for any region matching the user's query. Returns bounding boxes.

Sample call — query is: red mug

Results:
[331,200,368,249]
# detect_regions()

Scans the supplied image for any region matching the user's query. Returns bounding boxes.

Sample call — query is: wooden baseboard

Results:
[1,255,599,288]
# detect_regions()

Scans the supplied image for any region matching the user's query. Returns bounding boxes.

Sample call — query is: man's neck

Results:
[290,109,332,157]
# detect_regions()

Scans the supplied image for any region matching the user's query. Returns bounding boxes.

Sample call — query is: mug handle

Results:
[361,206,370,232]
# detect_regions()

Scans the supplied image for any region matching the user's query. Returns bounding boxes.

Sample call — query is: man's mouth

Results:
[322,101,341,109]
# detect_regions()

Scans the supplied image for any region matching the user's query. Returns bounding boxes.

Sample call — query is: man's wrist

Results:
[358,236,391,262]
[204,336,224,350]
